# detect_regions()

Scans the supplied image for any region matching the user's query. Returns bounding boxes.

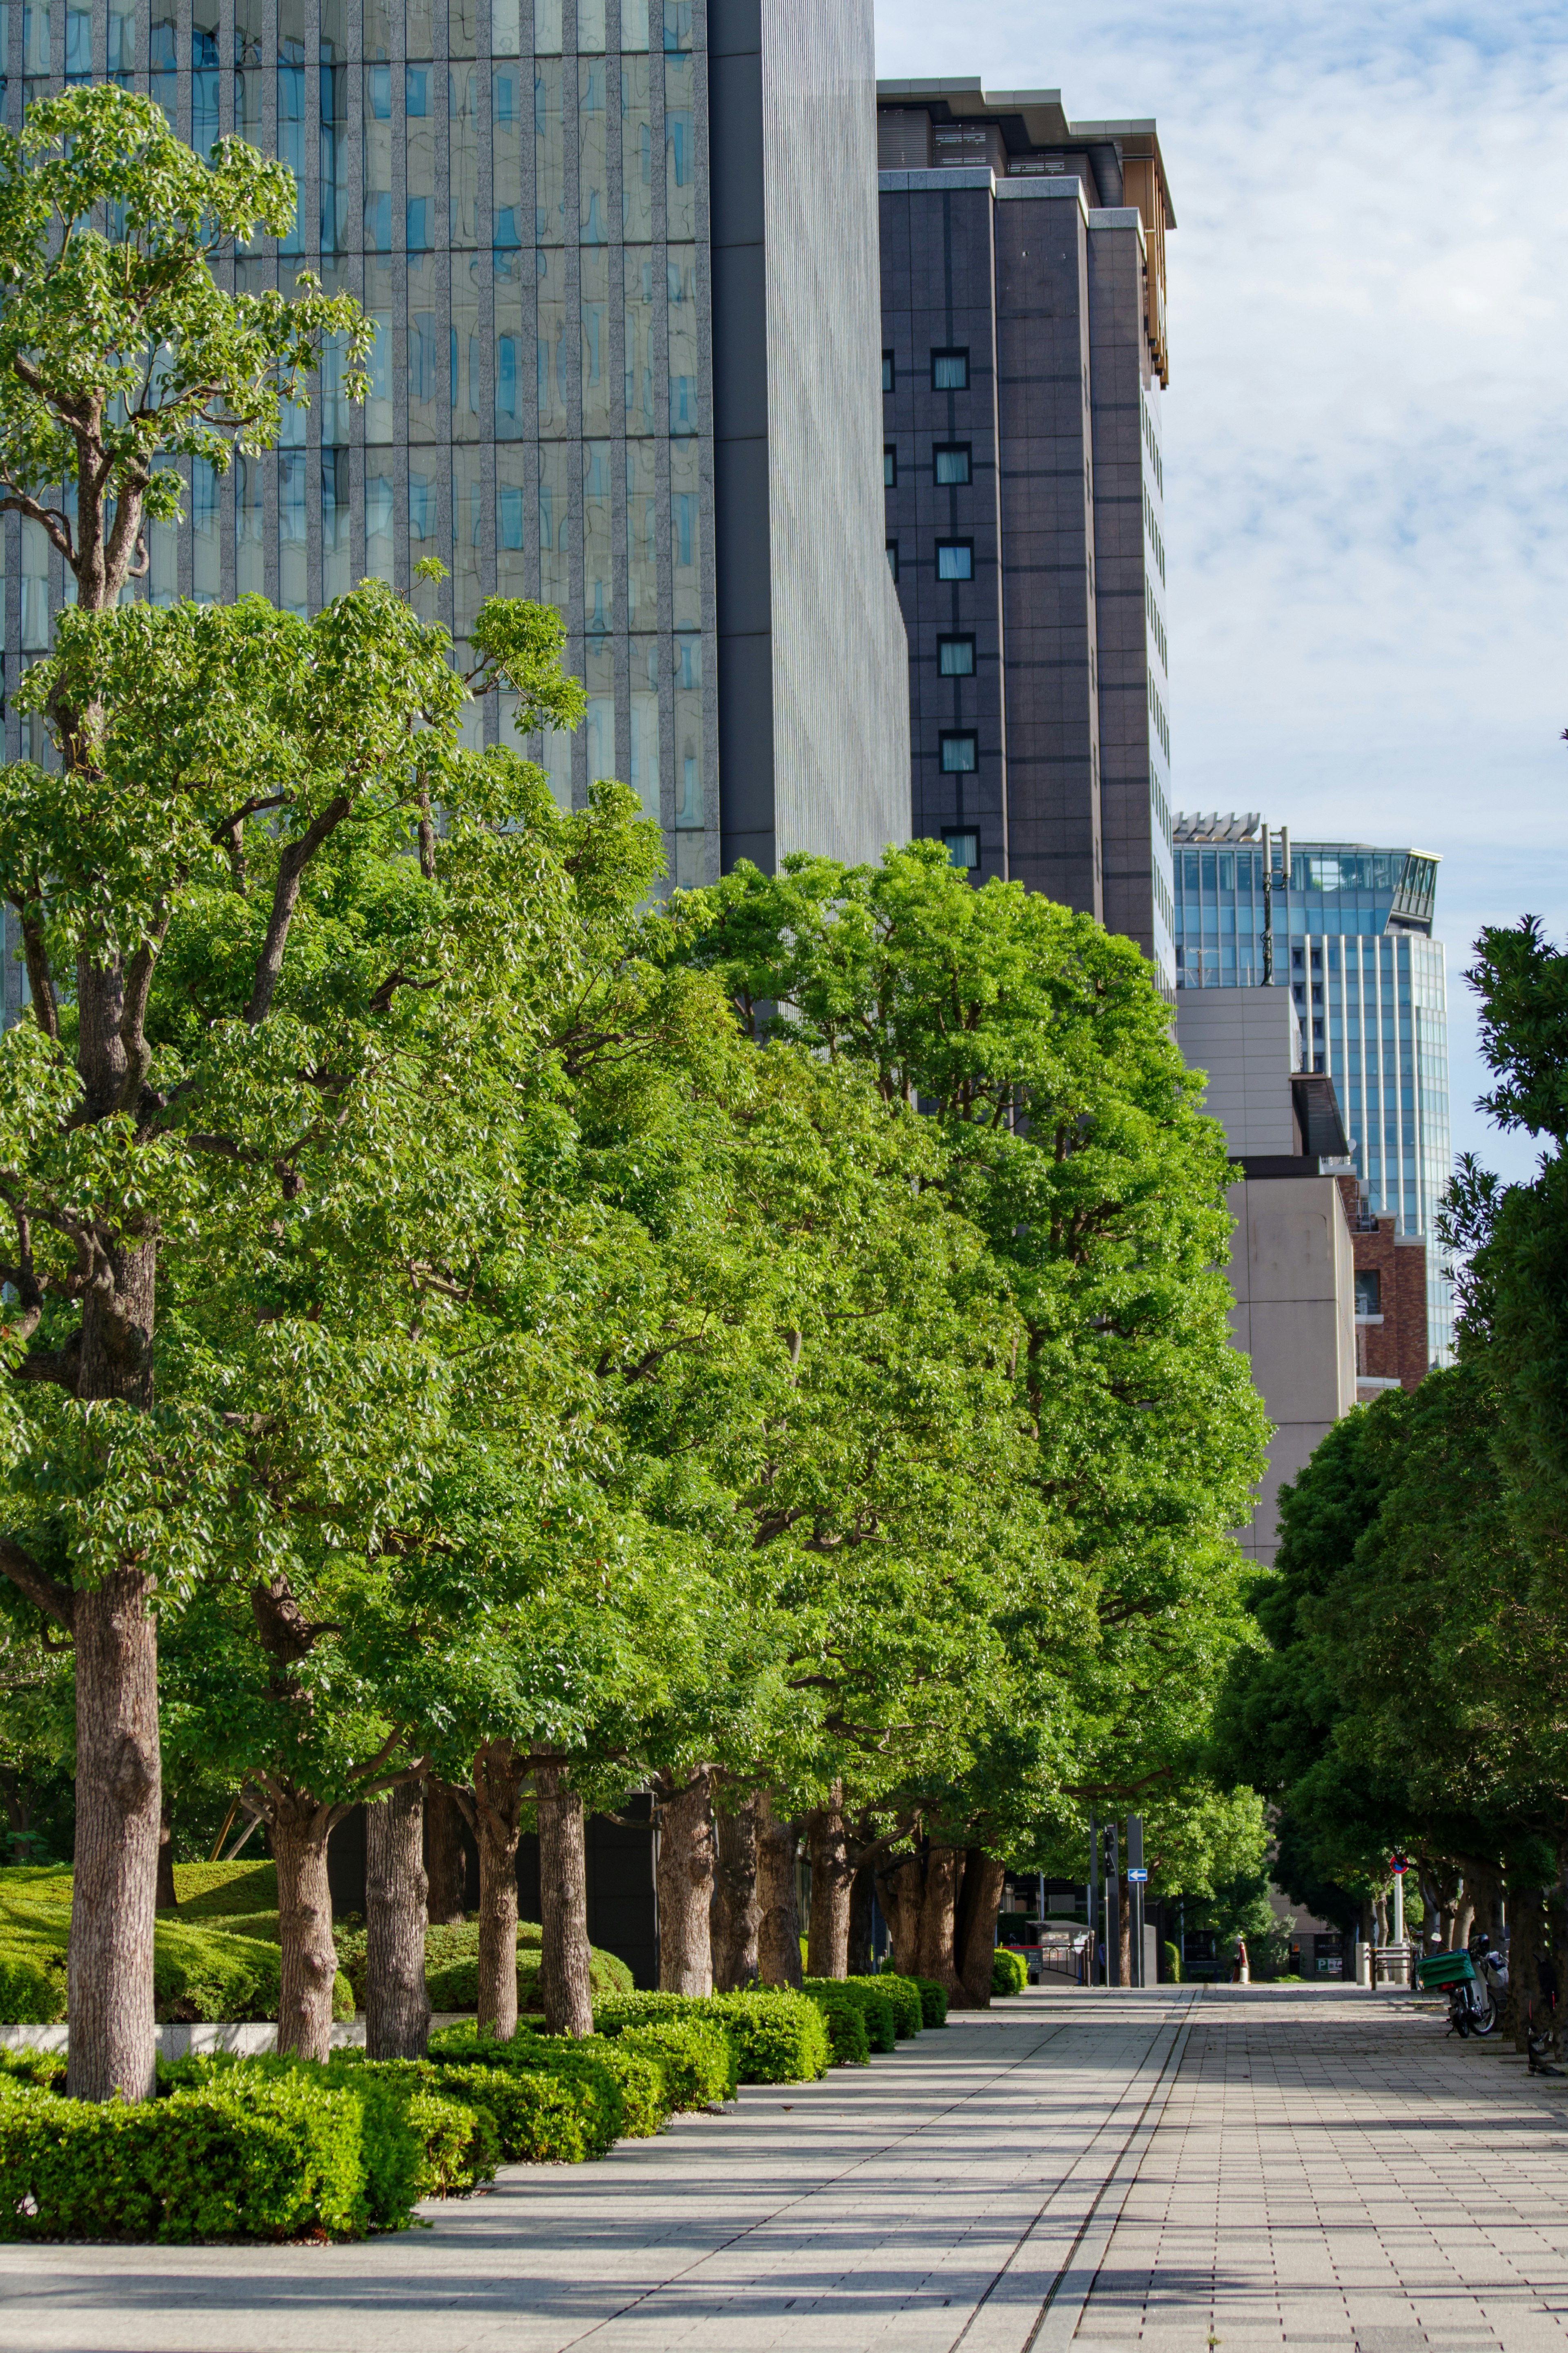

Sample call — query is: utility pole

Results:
[1127,1815,1147,1987]
[1106,1820,1121,1987]
[1087,1807,1098,1986]
[1262,825,1274,984]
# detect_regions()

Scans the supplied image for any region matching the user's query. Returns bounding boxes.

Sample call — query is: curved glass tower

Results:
[1173,814,1453,1365]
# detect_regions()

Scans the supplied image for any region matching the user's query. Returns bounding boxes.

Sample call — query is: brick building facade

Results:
[1336,1176,1428,1399]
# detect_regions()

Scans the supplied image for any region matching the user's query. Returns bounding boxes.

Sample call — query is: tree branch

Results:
[0,1536,75,1632]
[244,794,352,1025]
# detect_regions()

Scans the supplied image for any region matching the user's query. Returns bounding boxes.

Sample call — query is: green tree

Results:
[0,80,372,2100]
[0,563,581,2091]
[664,844,1269,1984]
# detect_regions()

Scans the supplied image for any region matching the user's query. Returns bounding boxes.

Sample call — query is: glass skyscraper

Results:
[1173,814,1453,1363]
[0,0,911,896]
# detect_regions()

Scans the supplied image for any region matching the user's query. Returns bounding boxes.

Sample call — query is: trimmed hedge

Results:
[334,1919,634,2017]
[0,1863,354,2025]
[0,2074,370,2243]
[805,1990,870,2065]
[804,1978,898,2054]
[425,2025,643,2154]
[593,1988,831,2085]
[911,1977,949,2028]
[619,2016,736,2110]
[992,1949,1028,1997]
[160,2050,498,2222]
[852,1974,922,2038]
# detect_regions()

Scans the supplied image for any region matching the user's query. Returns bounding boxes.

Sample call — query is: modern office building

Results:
[1173,813,1453,1363]
[0,0,909,892]
[877,81,1176,989]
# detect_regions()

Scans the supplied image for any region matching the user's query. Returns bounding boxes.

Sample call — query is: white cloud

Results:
[875,0,1568,1184]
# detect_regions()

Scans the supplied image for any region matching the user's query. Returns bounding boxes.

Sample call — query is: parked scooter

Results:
[1416,1938,1505,2036]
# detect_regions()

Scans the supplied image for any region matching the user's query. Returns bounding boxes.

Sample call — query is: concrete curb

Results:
[0,2010,477,2061]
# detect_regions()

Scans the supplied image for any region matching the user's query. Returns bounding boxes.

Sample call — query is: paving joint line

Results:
[552,2008,1082,2351]
[1016,1987,1203,2351]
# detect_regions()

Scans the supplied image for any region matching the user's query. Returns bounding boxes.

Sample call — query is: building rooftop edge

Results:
[1174,813,1442,864]
[873,80,1174,225]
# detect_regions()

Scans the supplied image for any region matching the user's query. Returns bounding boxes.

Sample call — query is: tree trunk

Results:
[66,1570,161,2102]
[956,1848,1005,2008]
[424,1780,469,1926]
[470,1739,526,2040]
[877,1853,923,1978]
[1507,1889,1545,2051]
[847,1860,875,1976]
[1119,1875,1134,1988]
[272,1801,339,2063]
[535,1751,593,2036]
[915,1844,966,2005]
[656,1769,715,1995]
[365,1780,430,2061]
[155,1797,178,1912]
[755,1789,803,1988]
[712,1792,760,1990]
[805,1806,854,1979]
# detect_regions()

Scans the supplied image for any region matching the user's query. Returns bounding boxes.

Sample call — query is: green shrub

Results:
[620,2016,736,2109]
[853,1973,922,2037]
[804,1978,898,2052]
[425,2027,625,2157]
[805,1989,870,2066]
[432,2057,610,2163]
[1163,1940,1181,1984]
[911,1976,949,2028]
[159,2050,497,2220]
[593,1989,831,2085]
[0,2047,66,2092]
[169,1861,281,1918]
[405,2086,499,2195]
[334,1919,634,2016]
[0,1862,352,2025]
[991,1949,1028,1997]
[0,1945,65,2023]
[0,2074,368,2243]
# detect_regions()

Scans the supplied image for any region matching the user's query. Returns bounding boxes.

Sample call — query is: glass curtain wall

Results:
[1173,836,1453,1363]
[1,0,716,883]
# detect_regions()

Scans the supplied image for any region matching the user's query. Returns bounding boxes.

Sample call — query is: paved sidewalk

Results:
[3,1986,1566,2353]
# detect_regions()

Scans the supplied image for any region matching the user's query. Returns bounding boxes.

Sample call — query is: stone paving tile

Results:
[5,1987,1568,2351]
[1068,1986,1568,2351]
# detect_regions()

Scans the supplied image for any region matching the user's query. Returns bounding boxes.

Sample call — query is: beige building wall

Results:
[1225,1175,1357,1563]
[1179,987,1357,1567]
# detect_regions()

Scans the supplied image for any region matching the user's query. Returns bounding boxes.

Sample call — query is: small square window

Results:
[1355,1268,1381,1317]
[940,732,977,774]
[882,351,894,394]
[943,827,980,871]
[932,348,969,391]
[934,443,971,486]
[884,446,897,488]
[938,636,974,676]
[936,540,973,581]
[885,541,898,581]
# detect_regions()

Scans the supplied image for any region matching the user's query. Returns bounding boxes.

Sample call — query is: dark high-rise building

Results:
[0,0,909,902]
[877,80,1175,989]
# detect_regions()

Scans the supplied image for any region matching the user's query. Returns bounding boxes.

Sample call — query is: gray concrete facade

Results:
[877,84,1174,988]
[711,2,909,872]
[1,0,907,895]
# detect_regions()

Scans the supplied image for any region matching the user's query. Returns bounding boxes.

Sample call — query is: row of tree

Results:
[1218,913,1568,2036]
[0,85,1270,2101]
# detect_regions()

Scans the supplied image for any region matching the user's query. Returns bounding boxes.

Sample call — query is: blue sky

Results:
[875,0,1568,1188]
